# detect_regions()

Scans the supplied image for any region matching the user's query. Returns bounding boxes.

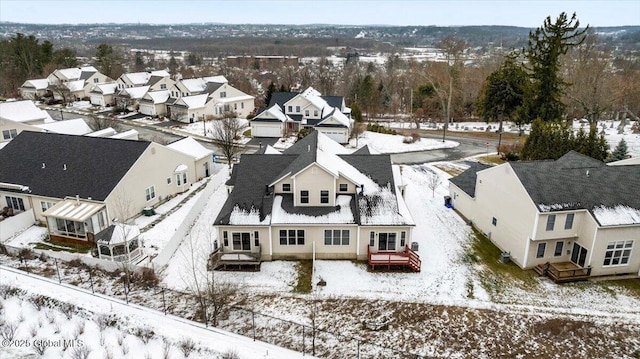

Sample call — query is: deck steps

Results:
[533,263,549,276]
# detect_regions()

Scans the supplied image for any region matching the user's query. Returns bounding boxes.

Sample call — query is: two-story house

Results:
[250,87,352,143]
[0,100,54,145]
[46,66,111,101]
[449,151,640,281]
[19,79,50,100]
[114,70,174,111]
[214,131,419,270]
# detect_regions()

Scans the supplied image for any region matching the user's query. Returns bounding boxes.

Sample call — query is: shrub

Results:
[19,248,34,260]
[179,337,196,357]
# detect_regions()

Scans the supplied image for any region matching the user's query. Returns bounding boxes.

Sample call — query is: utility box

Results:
[411,242,419,252]
[444,196,452,208]
[500,252,511,264]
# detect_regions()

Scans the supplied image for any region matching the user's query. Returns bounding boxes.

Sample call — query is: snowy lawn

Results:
[349,131,458,154]
[4,225,48,248]
[176,119,251,144]
[134,179,208,229]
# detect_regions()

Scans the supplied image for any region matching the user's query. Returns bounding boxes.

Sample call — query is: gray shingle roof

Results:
[449,162,493,197]
[0,131,150,201]
[268,92,298,108]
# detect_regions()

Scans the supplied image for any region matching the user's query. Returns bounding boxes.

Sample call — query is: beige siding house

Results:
[450,152,640,280]
[0,131,196,245]
[214,131,418,270]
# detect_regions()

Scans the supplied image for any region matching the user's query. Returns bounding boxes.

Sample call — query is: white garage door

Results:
[139,104,155,116]
[317,129,347,144]
[90,95,104,106]
[252,123,282,138]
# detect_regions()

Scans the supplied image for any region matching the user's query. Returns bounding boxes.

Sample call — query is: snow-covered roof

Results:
[592,205,640,226]
[318,107,351,127]
[86,127,117,137]
[56,66,98,80]
[229,205,271,225]
[123,86,150,99]
[35,118,93,135]
[110,129,139,140]
[92,82,118,95]
[264,145,281,154]
[180,78,207,93]
[202,75,228,84]
[0,100,53,123]
[22,79,49,90]
[174,164,189,173]
[96,224,140,244]
[144,90,171,104]
[214,95,255,103]
[271,195,355,224]
[65,80,85,92]
[253,104,289,122]
[167,136,213,161]
[180,94,209,108]
[124,72,152,86]
[44,198,105,222]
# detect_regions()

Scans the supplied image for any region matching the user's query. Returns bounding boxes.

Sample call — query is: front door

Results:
[204,162,210,177]
[232,233,251,251]
[571,243,588,267]
[378,233,397,251]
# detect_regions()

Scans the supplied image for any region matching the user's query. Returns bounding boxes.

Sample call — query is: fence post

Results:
[302,325,305,355]
[162,288,167,315]
[357,339,360,359]
[252,310,256,341]
[123,276,128,304]
[88,267,95,294]
[54,258,61,283]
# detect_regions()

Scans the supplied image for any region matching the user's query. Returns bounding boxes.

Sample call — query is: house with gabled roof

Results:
[250,87,351,143]
[0,131,199,245]
[89,82,118,106]
[19,79,50,100]
[139,90,171,117]
[214,131,419,270]
[449,151,640,281]
[46,66,111,101]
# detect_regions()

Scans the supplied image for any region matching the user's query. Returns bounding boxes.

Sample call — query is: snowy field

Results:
[176,119,251,144]
[349,131,458,154]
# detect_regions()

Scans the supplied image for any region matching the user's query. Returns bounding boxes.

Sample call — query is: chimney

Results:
[63,164,67,171]
[586,170,590,177]
[75,194,80,205]
[42,163,46,169]
[307,144,310,152]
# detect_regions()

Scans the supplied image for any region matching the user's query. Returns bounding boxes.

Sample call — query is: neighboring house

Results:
[166,137,215,180]
[47,66,111,101]
[139,90,171,117]
[214,131,418,270]
[89,82,118,106]
[19,79,50,100]
[34,118,93,136]
[449,151,640,281]
[114,71,174,112]
[0,100,53,143]
[250,87,351,143]
[249,104,292,138]
[167,76,255,122]
[608,156,640,166]
[0,131,198,244]
[116,70,172,90]
[115,86,150,111]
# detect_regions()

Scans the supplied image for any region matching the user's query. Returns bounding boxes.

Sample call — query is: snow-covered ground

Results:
[176,119,251,144]
[0,266,309,359]
[349,131,458,154]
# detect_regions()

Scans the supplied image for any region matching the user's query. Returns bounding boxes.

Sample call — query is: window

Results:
[182,173,187,185]
[176,174,182,186]
[536,242,546,258]
[279,230,305,245]
[546,214,556,231]
[554,241,564,256]
[167,177,171,185]
[400,231,406,247]
[282,183,291,192]
[234,103,237,110]
[241,102,244,109]
[288,106,292,113]
[339,184,348,192]
[220,91,227,98]
[314,110,318,117]
[305,110,309,116]
[223,231,228,247]
[324,230,349,245]
[369,232,375,247]
[320,190,329,204]
[378,233,397,251]
[254,231,260,247]
[145,186,156,201]
[296,106,300,113]
[40,201,54,213]
[603,240,633,266]
[564,213,574,230]
[300,190,309,204]
[2,129,17,140]
[492,217,497,226]
[5,196,25,211]
[232,233,250,250]
[160,84,167,90]
[94,78,99,83]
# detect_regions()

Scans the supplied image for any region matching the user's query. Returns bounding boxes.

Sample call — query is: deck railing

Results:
[547,263,591,283]
[367,245,421,272]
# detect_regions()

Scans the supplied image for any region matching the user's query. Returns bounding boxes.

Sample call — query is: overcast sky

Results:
[1,1,638,27]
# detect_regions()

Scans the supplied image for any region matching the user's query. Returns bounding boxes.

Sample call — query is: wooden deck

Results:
[368,245,421,272]
[533,262,591,283]
[209,249,261,271]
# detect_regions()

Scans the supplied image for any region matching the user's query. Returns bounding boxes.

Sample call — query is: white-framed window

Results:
[220,91,226,98]
[2,129,18,140]
[176,174,182,186]
[324,230,349,245]
[160,84,167,90]
[145,186,156,201]
[300,190,309,204]
[241,102,244,109]
[279,229,304,245]
[234,103,237,110]
[603,240,633,266]
[288,106,292,113]
[296,106,300,113]
[320,190,329,204]
[314,110,318,117]
[232,232,250,251]
[546,215,556,231]
[492,217,497,226]
[564,213,574,230]
[223,231,229,246]
[282,183,291,192]
[94,78,99,83]
[40,201,55,213]
[536,242,546,258]
[369,232,375,247]
[554,241,564,256]
[182,172,187,185]
[254,231,260,247]
[305,110,309,116]
[5,196,25,211]
[400,231,406,247]
[339,184,348,192]
[378,233,397,251]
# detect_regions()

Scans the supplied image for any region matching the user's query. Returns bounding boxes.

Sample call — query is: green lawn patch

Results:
[243,128,252,137]
[293,260,313,294]
[34,240,94,254]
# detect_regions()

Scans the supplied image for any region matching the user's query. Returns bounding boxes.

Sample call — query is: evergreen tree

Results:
[608,138,629,162]
[52,48,77,67]
[95,43,123,79]
[264,82,276,106]
[168,56,178,76]
[523,12,588,122]
[351,103,363,123]
[134,51,145,72]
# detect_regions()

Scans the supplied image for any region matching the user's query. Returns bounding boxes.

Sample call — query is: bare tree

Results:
[87,114,121,132]
[350,122,366,148]
[210,112,248,169]
[48,83,73,105]
[427,171,442,198]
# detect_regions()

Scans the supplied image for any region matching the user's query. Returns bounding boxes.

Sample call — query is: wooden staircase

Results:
[533,262,550,276]
[407,246,421,272]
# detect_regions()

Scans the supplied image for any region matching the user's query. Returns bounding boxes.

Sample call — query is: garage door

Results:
[251,123,282,138]
[139,104,155,116]
[90,95,104,106]
[317,129,347,144]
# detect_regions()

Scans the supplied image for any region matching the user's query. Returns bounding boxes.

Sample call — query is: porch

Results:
[209,245,261,271]
[533,262,592,283]
[367,245,421,272]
